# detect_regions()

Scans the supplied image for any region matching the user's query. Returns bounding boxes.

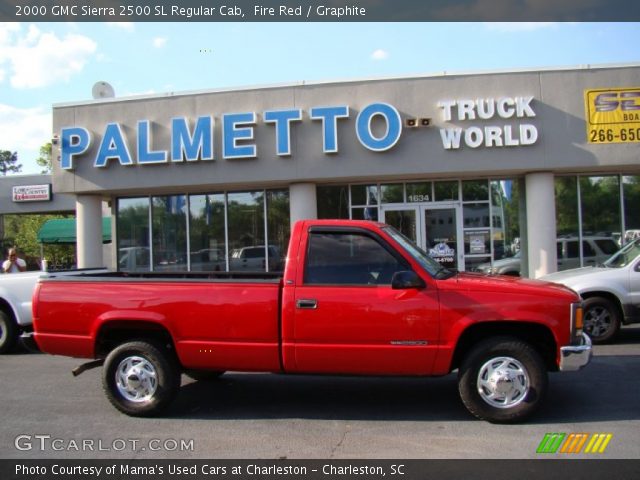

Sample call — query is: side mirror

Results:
[391,271,426,290]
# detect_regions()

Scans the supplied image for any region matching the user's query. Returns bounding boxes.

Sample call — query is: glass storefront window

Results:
[317,185,349,219]
[623,175,640,243]
[117,197,150,272]
[351,184,379,206]
[434,181,459,201]
[189,194,226,271]
[463,203,490,228]
[267,190,290,272]
[380,184,404,204]
[580,176,620,238]
[351,207,379,221]
[491,179,520,261]
[406,182,432,203]
[462,180,489,201]
[555,177,579,237]
[227,191,265,272]
[152,195,187,272]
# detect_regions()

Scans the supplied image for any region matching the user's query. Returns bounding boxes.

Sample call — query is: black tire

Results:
[102,340,180,417]
[583,296,621,344]
[184,369,225,382]
[0,310,18,354]
[458,337,548,424]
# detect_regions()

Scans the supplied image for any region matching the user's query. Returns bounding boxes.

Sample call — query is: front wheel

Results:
[458,337,548,423]
[102,340,180,417]
[583,296,620,344]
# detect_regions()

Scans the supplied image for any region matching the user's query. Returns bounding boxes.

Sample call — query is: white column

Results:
[289,183,317,228]
[525,172,557,278]
[76,195,104,268]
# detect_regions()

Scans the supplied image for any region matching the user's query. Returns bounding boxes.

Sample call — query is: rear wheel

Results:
[102,340,180,417]
[0,310,18,354]
[458,337,547,423]
[583,296,620,344]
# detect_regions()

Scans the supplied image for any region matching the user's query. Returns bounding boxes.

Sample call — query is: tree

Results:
[0,150,22,175]
[36,142,52,174]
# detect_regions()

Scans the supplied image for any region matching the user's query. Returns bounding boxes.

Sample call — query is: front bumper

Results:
[559,332,592,371]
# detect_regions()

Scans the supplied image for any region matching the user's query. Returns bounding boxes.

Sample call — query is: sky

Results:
[1,21,639,175]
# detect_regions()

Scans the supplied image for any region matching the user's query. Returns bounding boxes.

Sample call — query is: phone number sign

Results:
[585,87,640,143]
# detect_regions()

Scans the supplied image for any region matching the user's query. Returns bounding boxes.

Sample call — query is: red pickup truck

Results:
[32,220,591,423]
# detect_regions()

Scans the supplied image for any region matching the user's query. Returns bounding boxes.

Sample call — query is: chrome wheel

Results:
[584,306,612,339]
[477,356,529,409]
[115,355,158,403]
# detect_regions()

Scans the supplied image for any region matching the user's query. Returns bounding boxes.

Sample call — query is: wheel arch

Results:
[579,291,624,320]
[450,321,558,373]
[95,320,177,362]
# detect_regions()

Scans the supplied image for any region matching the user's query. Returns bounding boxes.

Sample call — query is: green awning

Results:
[37,217,111,244]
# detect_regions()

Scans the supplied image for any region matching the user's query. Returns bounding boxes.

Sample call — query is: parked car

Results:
[541,238,640,343]
[476,236,619,277]
[0,268,107,353]
[230,245,283,272]
[556,236,619,271]
[475,251,521,276]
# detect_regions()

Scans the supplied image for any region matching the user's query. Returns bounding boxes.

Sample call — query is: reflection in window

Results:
[267,190,290,272]
[580,176,620,237]
[189,194,226,271]
[117,197,150,272]
[623,176,640,243]
[434,181,459,201]
[462,180,489,201]
[351,184,379,206]
[463,203,490,228]
[317,185,349,219]
[227,191,265,272]
[491,180,520,261]
[152,195,187,272]
[380,184,404,204]
[304,232,404,285]
[555,177,579,237]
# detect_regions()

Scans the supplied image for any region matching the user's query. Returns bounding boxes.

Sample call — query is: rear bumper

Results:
[559,333,592,371]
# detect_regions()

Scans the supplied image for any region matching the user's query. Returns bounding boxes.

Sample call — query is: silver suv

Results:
[475,236,619,276]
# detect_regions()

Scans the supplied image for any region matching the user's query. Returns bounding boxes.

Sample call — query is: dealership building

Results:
[4,63,638,277]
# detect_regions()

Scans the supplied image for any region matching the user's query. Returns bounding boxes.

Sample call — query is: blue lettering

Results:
[137,120,167,164]
[95,123,133,168]
[263,109,302,156]
[310,106,349,153]
[356,103,402,152]
[60,127,91,170]
[222,112,257,159]
[171,116,214,162]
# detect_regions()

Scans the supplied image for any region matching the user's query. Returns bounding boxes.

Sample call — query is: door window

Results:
[304,232,406,285]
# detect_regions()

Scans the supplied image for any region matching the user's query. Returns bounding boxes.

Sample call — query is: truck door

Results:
[290,227,440,375]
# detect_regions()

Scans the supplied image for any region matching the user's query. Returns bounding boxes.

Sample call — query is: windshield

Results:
[604,239,640,268]
[383,226,453,278]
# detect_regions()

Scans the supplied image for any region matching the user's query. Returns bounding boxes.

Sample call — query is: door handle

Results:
[296,299,318,309]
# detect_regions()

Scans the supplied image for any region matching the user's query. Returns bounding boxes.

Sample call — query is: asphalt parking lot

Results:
[0,326,639,460]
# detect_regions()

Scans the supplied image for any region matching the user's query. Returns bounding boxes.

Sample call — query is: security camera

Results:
[51,135,59,145]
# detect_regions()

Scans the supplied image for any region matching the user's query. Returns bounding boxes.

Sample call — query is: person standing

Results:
[2,248,27,273]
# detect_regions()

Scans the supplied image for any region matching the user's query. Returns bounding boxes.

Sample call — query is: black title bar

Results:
[3,0,640,22]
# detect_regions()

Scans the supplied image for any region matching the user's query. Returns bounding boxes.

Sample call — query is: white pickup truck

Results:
[1,268,107,353]
[541,239,640,344]
[0,271,44,353]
